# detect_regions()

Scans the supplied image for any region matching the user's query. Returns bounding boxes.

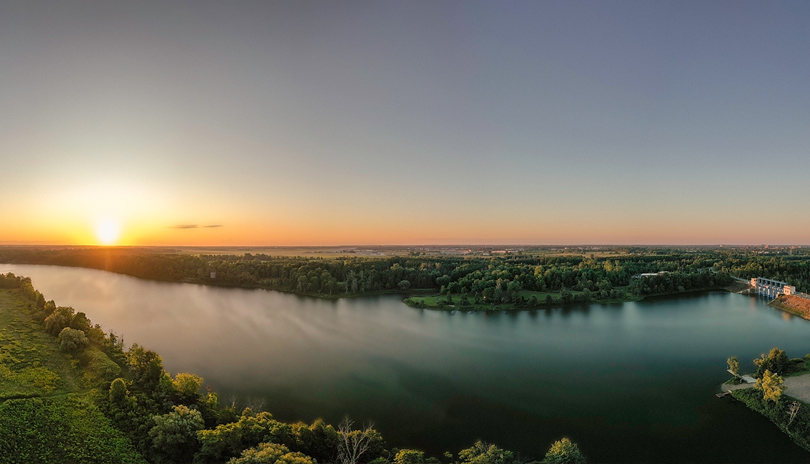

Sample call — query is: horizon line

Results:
[0,243,806,248]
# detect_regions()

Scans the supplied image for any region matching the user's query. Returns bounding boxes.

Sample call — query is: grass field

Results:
[0,290,85,399]
[0,288,145,463]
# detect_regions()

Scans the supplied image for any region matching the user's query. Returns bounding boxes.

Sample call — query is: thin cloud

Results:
[168,225,199,229]
[203,224,223,228]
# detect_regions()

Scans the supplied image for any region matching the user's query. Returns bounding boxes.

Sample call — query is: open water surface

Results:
[3,263,810,462]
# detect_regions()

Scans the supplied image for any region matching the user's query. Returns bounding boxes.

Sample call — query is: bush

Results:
[58,328,89,354]
[79,348,122,381]
[44,307,75,336]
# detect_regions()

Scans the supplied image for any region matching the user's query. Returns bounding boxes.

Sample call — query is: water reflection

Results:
[2,264,810,463]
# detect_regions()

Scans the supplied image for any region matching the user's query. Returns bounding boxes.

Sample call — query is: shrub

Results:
[58,328,89,354]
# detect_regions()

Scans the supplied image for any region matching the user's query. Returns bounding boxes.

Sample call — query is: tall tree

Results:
[755,369,785,402]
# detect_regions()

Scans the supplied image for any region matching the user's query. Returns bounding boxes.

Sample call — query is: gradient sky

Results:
[1,1,809,246]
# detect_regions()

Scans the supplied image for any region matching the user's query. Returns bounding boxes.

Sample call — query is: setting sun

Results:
[95,218,120,245]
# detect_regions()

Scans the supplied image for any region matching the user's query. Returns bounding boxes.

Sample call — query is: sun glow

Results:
[95,218,121,245]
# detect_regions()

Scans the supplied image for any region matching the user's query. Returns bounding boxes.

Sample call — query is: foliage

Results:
[337,418,385,464]
[173,372,204,404]
[543,437,586,464]
[127,344,166,391]
[80,347,122,381]
[0,394,146,464]
[110,378,129,404]
[291,418,340,463]
[395,449,425,464]
[755,370,785,402]
[196,408,296,463]
[0,247,741,305]
[727,356,739,376]
[458,440,516,464]
[58,327,89,354]
[754,348,790,378]
[44,306,75,336]
[228,442,316,464]
[0,289,85,398]
[150,405,205,463]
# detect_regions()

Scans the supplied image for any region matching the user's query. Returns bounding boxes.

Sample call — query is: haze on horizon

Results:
[1,1,809,247]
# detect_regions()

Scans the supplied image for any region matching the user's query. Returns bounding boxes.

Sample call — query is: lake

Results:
[2,263,809,462]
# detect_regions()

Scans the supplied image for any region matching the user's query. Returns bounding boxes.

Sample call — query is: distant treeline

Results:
[2,247,810,303]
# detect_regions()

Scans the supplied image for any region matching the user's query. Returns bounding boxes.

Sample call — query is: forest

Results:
[0,273,586,464]
[2,246,810,309]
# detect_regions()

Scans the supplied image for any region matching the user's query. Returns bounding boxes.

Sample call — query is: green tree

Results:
[109,378,129,404]
[44,306,75,336]
[755,369,785,402]
[398,280,411,291]
[149,405,204,463]
[196,409,295,464]
[754,348,790,377]
[127,344,165,390]
[292,418,340,463]
[394,449,425,464]
[57,327,89,354]
[227,442,316,464]
[173,373,204,404]
[458,440,515,464]
[69,311,92,334]
[544,438,586,464]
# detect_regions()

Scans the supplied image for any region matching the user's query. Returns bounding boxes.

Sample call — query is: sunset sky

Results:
[1,1,809,246]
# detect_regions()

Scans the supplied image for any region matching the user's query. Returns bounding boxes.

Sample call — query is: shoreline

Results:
[1,261,748,312]
[770,295,810,321]
[404,286,740,312]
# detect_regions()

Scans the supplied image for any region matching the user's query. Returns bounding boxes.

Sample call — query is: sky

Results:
[1,1,809,246]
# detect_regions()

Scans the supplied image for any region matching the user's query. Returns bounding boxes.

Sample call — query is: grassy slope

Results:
[0,290,85,399]
[771,295,810,320]
[0,289,145,464]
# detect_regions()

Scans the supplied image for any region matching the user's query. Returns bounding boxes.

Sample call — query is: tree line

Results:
[0,247,755,304]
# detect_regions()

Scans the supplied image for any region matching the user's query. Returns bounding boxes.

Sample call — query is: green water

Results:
[3,264,809,462]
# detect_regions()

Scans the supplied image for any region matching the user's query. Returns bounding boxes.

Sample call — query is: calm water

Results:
[3,264,810,463]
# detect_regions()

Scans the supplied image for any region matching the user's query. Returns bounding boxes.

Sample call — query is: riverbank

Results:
[727,383,810,454]
[404,286,737,311]
[770,295,810,320]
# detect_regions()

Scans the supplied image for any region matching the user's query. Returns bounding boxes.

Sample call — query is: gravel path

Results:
[784,373,810,402]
